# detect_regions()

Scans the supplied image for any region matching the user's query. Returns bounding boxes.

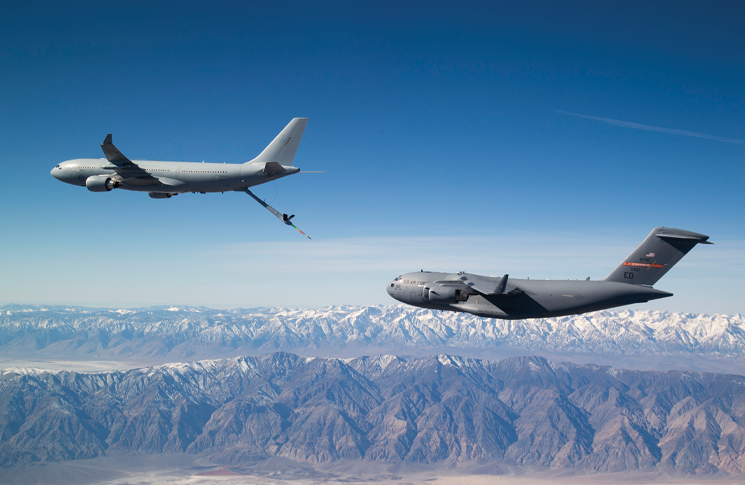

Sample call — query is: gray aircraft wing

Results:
[100,134,165,186]
[458,273,512,295]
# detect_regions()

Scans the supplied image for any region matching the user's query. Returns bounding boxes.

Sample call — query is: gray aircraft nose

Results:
[51,166,61,180]
[386,281,400,301]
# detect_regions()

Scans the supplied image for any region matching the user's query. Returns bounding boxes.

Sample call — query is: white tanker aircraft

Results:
[51,118,314,238]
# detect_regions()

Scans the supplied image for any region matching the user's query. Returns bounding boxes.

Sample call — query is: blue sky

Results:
[1,1,743,314]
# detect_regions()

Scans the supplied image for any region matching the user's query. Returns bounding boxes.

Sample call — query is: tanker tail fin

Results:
[249,118,308,166]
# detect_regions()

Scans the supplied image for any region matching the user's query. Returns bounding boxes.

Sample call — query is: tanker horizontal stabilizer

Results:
[263,161,286,175]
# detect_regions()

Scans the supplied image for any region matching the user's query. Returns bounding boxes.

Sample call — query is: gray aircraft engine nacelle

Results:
[85,175,117,192]
[428,285,469,304]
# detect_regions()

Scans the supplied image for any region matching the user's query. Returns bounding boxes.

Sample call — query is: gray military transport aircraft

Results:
[387,227,711,319]
[51,118,314,237]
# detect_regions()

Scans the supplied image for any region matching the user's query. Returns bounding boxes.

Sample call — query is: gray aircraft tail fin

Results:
[603,227,712,286]
[248,118,308,166]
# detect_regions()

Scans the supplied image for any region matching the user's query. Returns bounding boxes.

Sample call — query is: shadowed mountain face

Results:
[2,353,745,475]
[1,306,744,373]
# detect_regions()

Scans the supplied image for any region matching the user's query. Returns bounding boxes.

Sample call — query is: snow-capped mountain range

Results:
[1,305,743,371]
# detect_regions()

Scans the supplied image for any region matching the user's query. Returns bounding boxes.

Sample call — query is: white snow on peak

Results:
[1,367,62,376]
[378,355,399,369]
[2,305,745,360]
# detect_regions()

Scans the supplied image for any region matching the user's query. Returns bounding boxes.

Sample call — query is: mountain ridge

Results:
[2,352,745,475]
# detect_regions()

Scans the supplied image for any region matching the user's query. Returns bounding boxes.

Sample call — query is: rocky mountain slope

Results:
[1,305,743,369]
[2,352,745,475]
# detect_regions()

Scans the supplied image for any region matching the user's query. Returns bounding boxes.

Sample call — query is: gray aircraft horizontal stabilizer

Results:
[263,161,286,176]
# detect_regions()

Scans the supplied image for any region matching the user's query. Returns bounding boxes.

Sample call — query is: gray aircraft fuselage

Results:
[387,273,672,319]
[387,227,712,320]
[51,158,297,194]
[50,118,308,199]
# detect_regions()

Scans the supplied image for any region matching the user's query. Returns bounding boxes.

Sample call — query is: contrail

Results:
[557,110,745,145]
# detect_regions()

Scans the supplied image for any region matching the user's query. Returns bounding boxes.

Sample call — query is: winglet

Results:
[101,134,130,164]
[495,274,509,294]
[459,273,509,295]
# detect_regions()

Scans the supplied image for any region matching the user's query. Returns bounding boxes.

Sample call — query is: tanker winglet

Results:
[101,133,131,164]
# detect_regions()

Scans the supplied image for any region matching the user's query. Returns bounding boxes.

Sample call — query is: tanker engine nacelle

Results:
[85,175,118,192]
[427,285,469,304]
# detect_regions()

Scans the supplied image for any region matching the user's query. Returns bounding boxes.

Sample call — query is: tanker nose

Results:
[51,165,59,179]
